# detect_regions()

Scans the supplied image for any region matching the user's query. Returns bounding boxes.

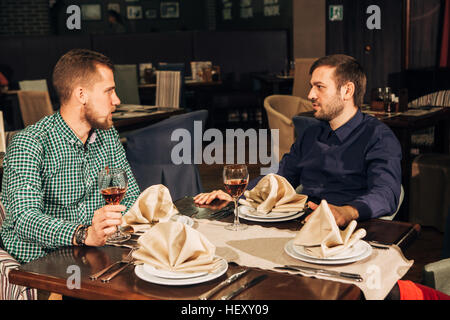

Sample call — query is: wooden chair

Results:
[16,91,54,127]
[18,79,48,92]
[155,71,181,109]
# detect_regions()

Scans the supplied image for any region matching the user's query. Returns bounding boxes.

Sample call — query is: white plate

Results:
[284,240,372,265]
[134,258,228,286]
[239,205,301,219]
[293,240,369,261]
[239,206,304,222]
[143,264,207,279]
[170,214,194,227]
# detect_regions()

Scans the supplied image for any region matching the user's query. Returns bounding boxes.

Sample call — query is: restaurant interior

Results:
[0,0,449,301]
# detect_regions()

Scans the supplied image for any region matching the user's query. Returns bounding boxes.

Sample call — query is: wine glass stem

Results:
[234,199,239,226]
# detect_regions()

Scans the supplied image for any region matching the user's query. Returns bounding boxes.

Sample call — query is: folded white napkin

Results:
[238,174,307,215]
[122,185,179,232]
[132,221,221,273]
[293,200,366,258]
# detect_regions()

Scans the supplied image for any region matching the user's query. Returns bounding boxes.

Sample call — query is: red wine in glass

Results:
[101,187,127,205]
[224,179,248,198]
[98,167,129,243]
[223,164,249,231]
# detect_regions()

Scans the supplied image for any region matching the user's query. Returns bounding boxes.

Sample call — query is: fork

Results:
[89,248,136,281]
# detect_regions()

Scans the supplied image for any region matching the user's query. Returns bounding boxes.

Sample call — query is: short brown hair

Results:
[310,55,367,106]
[52,49,114,105]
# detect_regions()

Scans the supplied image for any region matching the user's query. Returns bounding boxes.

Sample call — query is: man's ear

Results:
[73,86,88,105]
[341,82,355,102]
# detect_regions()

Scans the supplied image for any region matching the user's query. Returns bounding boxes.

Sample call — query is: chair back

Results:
[114,64,141,105]
[155,71,181,108]
[126,110,208,201]
[292,58,317,99]
[443,207,450,259]
[409,90,450,108]
[292,114,320,143]
[0,199,5,227]
[157,63,186,108]
[264,95,313,162]
[379,184,404,221]
[0,111,6,153]
[16,90,54,127]
[18,79,48,92]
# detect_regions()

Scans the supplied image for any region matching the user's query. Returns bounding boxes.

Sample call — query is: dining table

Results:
[112,105,185,133]
[8,197,420,302]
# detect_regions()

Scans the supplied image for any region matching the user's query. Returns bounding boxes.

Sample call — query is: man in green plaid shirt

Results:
[0,49,140,263]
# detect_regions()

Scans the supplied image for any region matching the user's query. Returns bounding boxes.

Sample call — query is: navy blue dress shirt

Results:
[277,109,402,220]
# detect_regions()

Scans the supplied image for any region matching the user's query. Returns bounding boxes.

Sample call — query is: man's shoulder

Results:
[360,113,396,135]
[10,114,57,148]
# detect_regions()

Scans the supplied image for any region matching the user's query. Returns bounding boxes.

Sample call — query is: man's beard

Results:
[313,94,345,122]
[84,102,113,130]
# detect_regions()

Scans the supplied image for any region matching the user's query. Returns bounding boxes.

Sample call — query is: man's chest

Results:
[40,141,111,206]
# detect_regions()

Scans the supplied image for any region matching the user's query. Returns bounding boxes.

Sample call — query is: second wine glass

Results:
[223,164,249,231]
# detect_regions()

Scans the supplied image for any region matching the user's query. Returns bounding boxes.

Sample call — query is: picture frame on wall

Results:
[160,2,179,19]
[81,4,102,21]
[145,9,158,19]
[107,3,121,14]
[127,6,143,19]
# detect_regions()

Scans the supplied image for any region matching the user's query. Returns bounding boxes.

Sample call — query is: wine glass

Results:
[383,87,393,113]
[223,164,249,231]
[98,167,130,243]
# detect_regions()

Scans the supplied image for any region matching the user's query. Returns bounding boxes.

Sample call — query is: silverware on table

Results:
[100,262,134,282]
[275,265,363,282]
[368,241,390,250]
[89,248,136,281]
[219,275,268,300]
[198,269,250,300]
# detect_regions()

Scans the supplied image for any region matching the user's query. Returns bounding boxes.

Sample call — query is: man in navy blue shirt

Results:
[195,55,402,227]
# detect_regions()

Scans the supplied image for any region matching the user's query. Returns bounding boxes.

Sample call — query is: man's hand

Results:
[194,190,232,205]
[85,205,126,246]
[305,201,359,227]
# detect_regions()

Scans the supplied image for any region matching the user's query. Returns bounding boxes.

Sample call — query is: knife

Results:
[198,269,250,300]
[219,275,268,300]
[275,265,363,282]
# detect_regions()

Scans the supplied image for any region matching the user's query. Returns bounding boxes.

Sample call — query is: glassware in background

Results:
[383,87,393,113]
[98,167,130,243]
[223,164,249,231]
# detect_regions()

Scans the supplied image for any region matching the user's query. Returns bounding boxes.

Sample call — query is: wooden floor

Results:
[198,162,445,284]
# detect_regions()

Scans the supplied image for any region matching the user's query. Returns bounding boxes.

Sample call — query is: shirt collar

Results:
[54,111,98,147]
[320,109,364,143]
[334,109,363,142]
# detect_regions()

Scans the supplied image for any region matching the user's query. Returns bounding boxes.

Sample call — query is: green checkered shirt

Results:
[0,112,140,263]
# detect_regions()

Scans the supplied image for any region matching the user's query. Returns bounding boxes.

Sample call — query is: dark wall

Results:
[215,0,292,31]
[0,0,52,35]
[326,0,403,103]
[53,0,208,35]
[193,30,287,85]
[0,30,288,101]
[215,0,293,58]
[0,34,91,87]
